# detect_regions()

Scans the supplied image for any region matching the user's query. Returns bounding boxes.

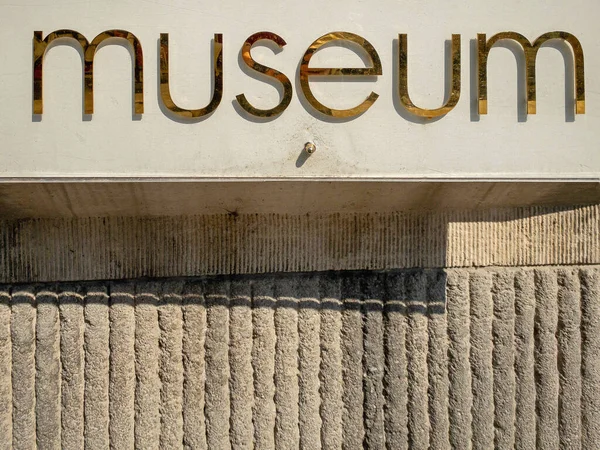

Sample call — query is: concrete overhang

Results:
[0,180,598,219]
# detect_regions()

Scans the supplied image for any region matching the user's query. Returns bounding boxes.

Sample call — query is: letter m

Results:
[477,31,585,115]
[33,29,143,115]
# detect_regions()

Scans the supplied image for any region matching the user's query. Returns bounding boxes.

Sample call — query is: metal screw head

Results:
[304,142,316,154]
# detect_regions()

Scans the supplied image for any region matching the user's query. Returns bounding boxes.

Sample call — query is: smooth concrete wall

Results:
[0,267,599,449]
[1,182,599,219]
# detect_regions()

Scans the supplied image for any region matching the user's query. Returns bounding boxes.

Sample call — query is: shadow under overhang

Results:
[0,179,598,219]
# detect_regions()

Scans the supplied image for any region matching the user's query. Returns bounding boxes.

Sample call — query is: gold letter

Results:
[33,29,144,115]
[160,33,223,118]
[398,34,461,118]
[478,31,585,115]
[299,32,382,118]
[235,32,292,118]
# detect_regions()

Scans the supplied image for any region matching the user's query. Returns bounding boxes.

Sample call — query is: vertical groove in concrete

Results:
[251,279,276,450]
[492,271,516,449]
[35,289,60,450]
[83,286,110,450]
[319,275,343,450]
[383,273,408,450]
[204,280,231,450]
[228,279,254,450]
[59,288,85,450]
[427,271,450,450]
[514,269,537,450]
[109,282,136,450]
[273,279,300,450]
[0,289,11,450]
[134,282,160,450]
[534,269,560,450]
[581,267,600,449]
[469,270,494,450]
[556,268,582,450]
[181,281,207,450]
[405,271,430,449]
[11,288,36,450]
[340,278,364,450]
[158,281,185,450]
[445,270,472,450]
[297,275,322,450]
[362,275,386,449]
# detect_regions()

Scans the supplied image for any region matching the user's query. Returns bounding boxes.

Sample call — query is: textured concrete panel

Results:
[1,206,600,283]
[0,267,598,449]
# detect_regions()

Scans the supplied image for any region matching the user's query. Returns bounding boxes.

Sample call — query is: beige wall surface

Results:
[3,0,600,180]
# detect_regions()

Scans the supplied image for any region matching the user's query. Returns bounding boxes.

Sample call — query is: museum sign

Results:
[0,0,598,180]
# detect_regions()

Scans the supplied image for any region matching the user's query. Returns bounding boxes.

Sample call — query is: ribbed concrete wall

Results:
[2,206,599,283]
[1,266,599,449]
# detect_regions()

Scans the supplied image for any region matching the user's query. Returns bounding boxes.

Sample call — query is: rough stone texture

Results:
[59,287,85,450]
[0,288,12,450]
[514,269,537,450]
[1,206,600,283]
[491,272,516,449]
[133,282,160,450]
[35,289,60,450]
[204,280,231,450]
[0,267,598,448]
[318,275,344,450]
[535,270,560,450]
[251,279,276,450]
[469,270,495,449]
[273,280,300,450]
[229,279,254,450]
[158,282,185,450]
[405,271,430,449]
[11,288,36,450]
[581,268,600,449]
[181,281,207,450]
[446,271,472,450]
[108,282,136,450]
[383,273,409,450]
[557,268,582,450]
[340,282,364,450]
[83,286,110,449]
[296,275,321,450]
